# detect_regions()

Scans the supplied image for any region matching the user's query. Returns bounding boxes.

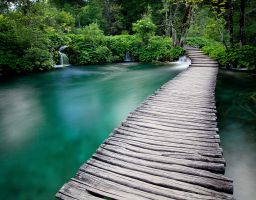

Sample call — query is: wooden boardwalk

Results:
[56,47,234,200]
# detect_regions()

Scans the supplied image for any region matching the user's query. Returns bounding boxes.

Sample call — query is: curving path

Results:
[56,47,234,200]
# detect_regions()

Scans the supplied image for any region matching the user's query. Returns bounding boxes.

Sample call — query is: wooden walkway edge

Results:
[56,47,234,200]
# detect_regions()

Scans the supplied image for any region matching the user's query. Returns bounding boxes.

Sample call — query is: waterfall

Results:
[178,56,191,65]
[124,52,132,62]
[55,45,69,68]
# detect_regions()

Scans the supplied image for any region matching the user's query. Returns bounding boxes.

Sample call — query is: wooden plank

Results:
[142,102,217,114]
[132,109,218,123]
[121,122,220,140]
[110,131,225,165]
[97,146,231,181]
[92,153,232,193]
[123,121,219,137]
[84,159,233,198]
[117,126,221,144]
[144,98,217,109]
[101,142,225,173]
[114,128,221,149]
[191,64,219,67]
[79,164,232,200]
[57,182,105,200]
[136,106,217,122]
[130,111,218,127]
[110,133,221,152]
[128,113,218,129]
[71,176,151,200]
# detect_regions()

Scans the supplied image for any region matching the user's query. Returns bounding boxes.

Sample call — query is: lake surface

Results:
[216,70,256,200]
[0,62,188,200]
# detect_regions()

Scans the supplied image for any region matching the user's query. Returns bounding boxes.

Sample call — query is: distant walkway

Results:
[56,47,234,200]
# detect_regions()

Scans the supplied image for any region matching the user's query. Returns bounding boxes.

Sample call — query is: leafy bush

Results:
[0,14,54,74]
[54,10,75,33]
[132,16,156,43]
[66,24,114,65]
[105,35,141,62]
[67,31,185,65]
[187,37,212,48]
[135,36,184,62]
[187,37,256,69]
[228,45,256,69]
[202,43,228,66]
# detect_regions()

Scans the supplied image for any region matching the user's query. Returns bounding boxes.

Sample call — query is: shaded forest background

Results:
[0,0,255,74]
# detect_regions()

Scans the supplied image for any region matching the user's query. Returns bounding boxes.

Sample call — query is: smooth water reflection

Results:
[216,70,256,200]
[0,62,187,200]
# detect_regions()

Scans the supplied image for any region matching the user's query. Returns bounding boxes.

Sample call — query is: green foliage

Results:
[78,23,104,43]
[105,35,140,62]
[1,0,254,75]
[66,24,111,64]
[202,43,228,66]
[187,37,256,69]
[132,16,157,43]
[0,11,54,74]
[188,6,228,43]
[79,0,105,28]
[135,36,184,62]
[187,37,212,48]
[67,29,184,65]
[54,10,75,33]
[228,45,256,69]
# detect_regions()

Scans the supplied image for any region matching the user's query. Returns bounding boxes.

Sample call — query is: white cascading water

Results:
[55,45,69,68]
[124,52,132,62]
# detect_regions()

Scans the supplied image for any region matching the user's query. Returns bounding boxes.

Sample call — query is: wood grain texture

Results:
[56,47,234,200]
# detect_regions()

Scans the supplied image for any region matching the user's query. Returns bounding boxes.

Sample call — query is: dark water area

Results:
[0,62,188,200]
[216,70,256,200]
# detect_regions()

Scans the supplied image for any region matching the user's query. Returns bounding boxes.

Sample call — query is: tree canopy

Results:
[0,0,255,74]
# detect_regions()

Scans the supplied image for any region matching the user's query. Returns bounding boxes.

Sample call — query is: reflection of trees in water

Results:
[229,91,256,122]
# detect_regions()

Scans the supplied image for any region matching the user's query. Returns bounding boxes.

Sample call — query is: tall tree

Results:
[162,0,181,46]
[227,0,234,46]
[239,0,245,46]
[178,0,203,46]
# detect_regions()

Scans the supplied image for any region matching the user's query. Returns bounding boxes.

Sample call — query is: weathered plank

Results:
[78,165,231,200]
[92,154,231,193]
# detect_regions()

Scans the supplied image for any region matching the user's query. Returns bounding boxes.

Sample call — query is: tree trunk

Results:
[228,0,234,47]
[239,0,245,46]
[178,3,193,46]
[163,1,171,37]
[103,0,112,35]
[172,28,177,47]
[77,14,81,28]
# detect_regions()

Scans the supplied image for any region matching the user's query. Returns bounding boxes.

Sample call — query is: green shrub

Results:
[228,45,256,69]
[132,16,156,43]
[66,24,115,65]
[186,37,211,48]
[104,35,140,62]
[67,31,185,65]
[23,47,53,71]
[202,43,228,66]
[135,36,184,62]
[0,14,54,74]
[187,37,256,69]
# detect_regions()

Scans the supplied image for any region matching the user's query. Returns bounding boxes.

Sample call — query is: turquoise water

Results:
[216,70,256,200]
[0,62,187,200]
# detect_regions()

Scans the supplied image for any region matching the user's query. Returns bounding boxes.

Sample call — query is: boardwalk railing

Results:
[56,47,234,200]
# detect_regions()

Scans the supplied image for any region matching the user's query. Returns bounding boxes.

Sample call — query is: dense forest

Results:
[0,0,255,74]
